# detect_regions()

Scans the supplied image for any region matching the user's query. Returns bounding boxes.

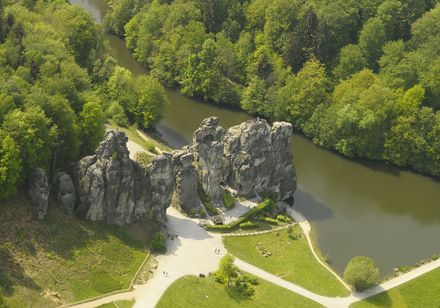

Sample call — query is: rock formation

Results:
[61,117,296,225]
[171,117,297,215]
[29,168,49,220]
[55,172,76,216]
[71,131,174,225]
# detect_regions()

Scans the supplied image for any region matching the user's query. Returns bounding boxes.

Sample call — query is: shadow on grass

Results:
[354,289,393,307]
[223,285,253,304]
[0,193,159,299]
[0,247,41,296]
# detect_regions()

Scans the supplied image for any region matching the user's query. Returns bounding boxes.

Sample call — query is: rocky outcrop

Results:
[179,117,297,214]
[29,168,49,220]
[172,150,203,215]
[72,131,174,225]
[223,119,297,200]
[66,117,296,224]
[55,172,75,216]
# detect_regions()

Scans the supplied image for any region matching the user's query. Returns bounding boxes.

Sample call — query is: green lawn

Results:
[223,226,349,297]
[97,300,135,308]
[156,275,322,308]
[0,195,158,307]
[351,267,440,308]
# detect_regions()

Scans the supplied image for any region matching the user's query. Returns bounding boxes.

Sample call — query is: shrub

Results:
[146,143,157,154]
[242,199,273,220]
[205,202,218,216]
[344,256,380,291]
[239,221,259,230]
[151,232,166,253]
[234,275,256,296]
[264,217,279,225]
[276,215,292,223]
[223,192,235,209]
[206,224,234,232]
[134,152,153,166]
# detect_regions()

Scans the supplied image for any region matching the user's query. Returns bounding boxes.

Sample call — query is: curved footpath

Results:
[70,204,440,308]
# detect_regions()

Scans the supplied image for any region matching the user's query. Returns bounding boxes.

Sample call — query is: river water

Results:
[71,0,440,276]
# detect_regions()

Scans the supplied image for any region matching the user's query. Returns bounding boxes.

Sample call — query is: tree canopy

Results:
[108,0,440,177]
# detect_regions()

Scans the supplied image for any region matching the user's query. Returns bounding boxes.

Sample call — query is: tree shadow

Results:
[223,285,253,304]
[0,247,41,296]
[352,285,393,307]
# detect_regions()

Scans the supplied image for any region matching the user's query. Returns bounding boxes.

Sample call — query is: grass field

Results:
[97,300,135,308]
[156,275,321,308]
[223,227,349,297]
[351,267,440,307]
[0,194,158,307]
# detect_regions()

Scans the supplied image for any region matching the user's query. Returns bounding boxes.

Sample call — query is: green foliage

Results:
[151,232,166,253]
[233,274,258,296]
[104,0,147,37]
[134,152,153,166]
[214,254,238,285]
[223,191,234,209]
[276,215,291,223]
[79,101,105,155]
[0,135,21,200]
[108,0,440,177]
[359,17,387,70]
[107,67,166,128]
[264,217,279,225]
[107,101,129,127]
[239,221,259,230]
[343,256,380,291]
[334,44,367,80]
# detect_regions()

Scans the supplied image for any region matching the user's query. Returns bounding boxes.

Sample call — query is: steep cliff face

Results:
[223,119,297,200]
[71,131,174,225]
[60,117,296,225]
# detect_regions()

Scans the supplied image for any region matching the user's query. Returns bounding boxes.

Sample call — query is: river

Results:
[70,0,440,276]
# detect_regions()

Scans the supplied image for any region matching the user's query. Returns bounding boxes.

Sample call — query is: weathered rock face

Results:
[29,168,49,220]
[55,172,76,216]
[68,117,296,224]
[172,150,203,215]
[223,119,297,200]
[72,131,174,225]
[175,117,297,214]
[191,117,225,203]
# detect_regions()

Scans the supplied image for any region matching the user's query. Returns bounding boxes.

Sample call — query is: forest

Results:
[105,0,440,177]
[0,0,167,200]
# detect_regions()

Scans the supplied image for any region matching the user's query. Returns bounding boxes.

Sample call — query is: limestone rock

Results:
[29,168,49,220]
[55,172,75,216]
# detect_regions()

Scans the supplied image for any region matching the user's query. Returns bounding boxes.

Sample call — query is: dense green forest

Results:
[0,0,167,200]
[105,0,440,177]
